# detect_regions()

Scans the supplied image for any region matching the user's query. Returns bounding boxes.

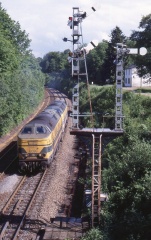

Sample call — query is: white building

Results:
[124,65,151,87]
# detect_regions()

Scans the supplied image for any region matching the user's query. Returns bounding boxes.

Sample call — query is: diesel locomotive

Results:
[17,100,68,172]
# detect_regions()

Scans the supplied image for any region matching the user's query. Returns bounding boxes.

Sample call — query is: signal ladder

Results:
[70,7,89,129]
[115,43,125,130]
[92,134,102,226]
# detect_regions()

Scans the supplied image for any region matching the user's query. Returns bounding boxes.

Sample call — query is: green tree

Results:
[0,54,45,136]
[0,3,45,136]
[130,13,151,75]
[101,91,151,240]
[102,26,127,84]
[86,41,108,84]
[0,3,31,54]
[81,228,103,240]
[104,139,151,240]
[40,50,69,73]
[0,30,19,74]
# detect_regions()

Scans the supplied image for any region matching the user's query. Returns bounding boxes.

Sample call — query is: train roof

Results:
[32,111,59,128]
[52,100,67,110]
[18,99,67,139]
[45,106,63,115]
[42,109,60,120]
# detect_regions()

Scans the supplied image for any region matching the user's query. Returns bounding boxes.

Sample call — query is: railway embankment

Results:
[0,89,51,153]
[0,88,89,239]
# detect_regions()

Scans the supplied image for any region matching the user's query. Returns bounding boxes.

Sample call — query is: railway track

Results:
[0,88,74,239]
[0,170,49,239]
[0,88,65,175]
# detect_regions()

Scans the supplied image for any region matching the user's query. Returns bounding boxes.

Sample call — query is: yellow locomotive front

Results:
[17,100,68,172]
[18,122,53,171]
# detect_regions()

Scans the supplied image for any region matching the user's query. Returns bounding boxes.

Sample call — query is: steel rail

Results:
[0,170,47,240]
[12,170,47,240]
[1,175,26,214]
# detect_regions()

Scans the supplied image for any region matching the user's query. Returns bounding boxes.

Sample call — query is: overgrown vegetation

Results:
[1,3,151,239]
[102,91,151,240]
[0,4,45,136]
[78,86,151,240]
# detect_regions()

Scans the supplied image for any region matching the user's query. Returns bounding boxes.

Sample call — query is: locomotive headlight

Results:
[22,153,28,159]
[37,153,46,158]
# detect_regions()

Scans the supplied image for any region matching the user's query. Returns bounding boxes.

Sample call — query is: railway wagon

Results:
[17,100,68,171]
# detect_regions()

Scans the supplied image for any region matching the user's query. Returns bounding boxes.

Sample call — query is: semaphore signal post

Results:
[63,7,147,227]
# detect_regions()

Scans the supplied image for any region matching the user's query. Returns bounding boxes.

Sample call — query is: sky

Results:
[1,0,151,58]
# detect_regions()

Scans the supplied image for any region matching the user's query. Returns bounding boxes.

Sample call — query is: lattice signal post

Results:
[64,8,123,227]
[114,43,147,130]
[64,7,148,227]
[70,44,126,227]
[115,43,128,130]
[64,7,95,129]
[65,7,88,129]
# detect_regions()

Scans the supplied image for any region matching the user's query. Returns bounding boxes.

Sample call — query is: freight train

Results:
[17,100,68,172]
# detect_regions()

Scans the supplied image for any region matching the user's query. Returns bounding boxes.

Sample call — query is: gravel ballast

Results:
[38,118,77,222]
[0,175,19,194]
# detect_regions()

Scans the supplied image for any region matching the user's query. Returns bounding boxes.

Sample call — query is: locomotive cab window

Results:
[36,126,46,134]
[21,127,32,134]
